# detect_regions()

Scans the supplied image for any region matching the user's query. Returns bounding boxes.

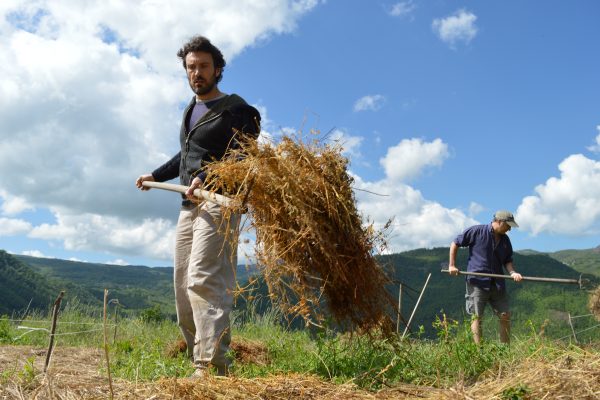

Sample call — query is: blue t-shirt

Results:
[454,223,513,291]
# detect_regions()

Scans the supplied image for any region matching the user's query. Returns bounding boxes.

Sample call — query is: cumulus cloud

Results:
[380,138,449,182]
[0,191,34,215]
[353,94,386,112]
[587,125,600,153]
[432,9,478,47]
[21,250,53,258]
[468,202,485,218]
[106,259,129,266]
[516,154,600,236]
[329,129,364,159]
[349,137,475,252]
[28,209,176,261]
[0,0,320,262]
[353,173,476,252]
[388,1,416,18]
[0,217,32,236]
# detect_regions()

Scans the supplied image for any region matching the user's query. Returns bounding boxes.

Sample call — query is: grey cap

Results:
[494,210,519,228]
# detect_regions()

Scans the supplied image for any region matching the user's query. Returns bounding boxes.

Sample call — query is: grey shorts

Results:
[465,282,510,317]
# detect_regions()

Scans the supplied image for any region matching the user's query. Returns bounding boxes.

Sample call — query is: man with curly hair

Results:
[136,36,261,376]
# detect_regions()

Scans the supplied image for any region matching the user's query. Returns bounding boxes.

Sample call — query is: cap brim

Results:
[506,221,518,228]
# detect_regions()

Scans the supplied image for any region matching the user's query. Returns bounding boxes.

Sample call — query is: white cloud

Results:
[516,154,600,236]
[0,191,34,215]
[432,9,478,47]
[353,173,477,252]
[353,94,386,112]
[468,202,485,218]
[388,1,416,18]
[0,217,32,236]
[28,210,176,261]
[21,250,53,258]
[347,137,474,252]
[106,259,129,266]
[329,129,364,159]
[380,138,449,182]
[587,125,600,153]
[0,1,319,262]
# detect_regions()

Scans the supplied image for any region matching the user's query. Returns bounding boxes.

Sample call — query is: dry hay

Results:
[0,345,436,399]
[590,286,600,322]
[437,350,600,400]
[205,134,395,332]
[2,345,599,399]
[230,338,270,366]
[165,337,269,366]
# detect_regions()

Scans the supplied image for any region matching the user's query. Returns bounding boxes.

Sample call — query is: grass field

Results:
[0,302,598,399]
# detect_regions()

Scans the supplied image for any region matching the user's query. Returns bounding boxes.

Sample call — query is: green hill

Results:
[8,253,258,318]
[2,248,597,341]
[544,246,600,277]
[12,254,175,316]
[0,250,100,316]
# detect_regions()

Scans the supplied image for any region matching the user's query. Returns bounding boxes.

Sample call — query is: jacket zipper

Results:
[183,112,223,182]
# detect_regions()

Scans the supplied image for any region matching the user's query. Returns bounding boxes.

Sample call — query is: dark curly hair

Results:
[177,36,226,83]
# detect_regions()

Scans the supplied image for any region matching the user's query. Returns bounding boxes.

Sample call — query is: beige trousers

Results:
[174,202,239,371]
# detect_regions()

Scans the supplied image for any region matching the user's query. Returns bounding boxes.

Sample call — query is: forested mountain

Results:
[5,253,257,318]
[2,248,597,340]
[544,246,600,277]
[0,250,99,315]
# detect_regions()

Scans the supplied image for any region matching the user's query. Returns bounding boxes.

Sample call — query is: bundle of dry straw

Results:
[205,133,395,333]
[590,286,600,322]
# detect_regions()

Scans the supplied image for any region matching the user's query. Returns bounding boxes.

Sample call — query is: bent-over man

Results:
[448,210,523,344]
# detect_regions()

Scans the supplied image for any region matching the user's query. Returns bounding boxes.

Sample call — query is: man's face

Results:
[496,221,512,234]
[185,51,221,98]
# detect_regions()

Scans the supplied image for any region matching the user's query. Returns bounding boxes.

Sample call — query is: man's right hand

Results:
[448,265,460,276]
[136,174,155,191]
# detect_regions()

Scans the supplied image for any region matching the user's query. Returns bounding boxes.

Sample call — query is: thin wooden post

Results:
[402,273,432,339]
[103,289,114,399]
[567,313,578,343]
[44,291,64,373]
[110,299,120,344]
[396,284,403,333]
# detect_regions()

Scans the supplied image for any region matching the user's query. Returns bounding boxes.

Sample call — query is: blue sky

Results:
[1,1,599,267]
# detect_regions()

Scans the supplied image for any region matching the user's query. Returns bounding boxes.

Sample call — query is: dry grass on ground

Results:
[0,345,436,399]
[2,345,599,399]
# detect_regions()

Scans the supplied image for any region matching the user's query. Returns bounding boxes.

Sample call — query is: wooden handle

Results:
[141,181,235,207]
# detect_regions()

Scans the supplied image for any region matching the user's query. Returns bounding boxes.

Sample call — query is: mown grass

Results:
[0,302,598,391]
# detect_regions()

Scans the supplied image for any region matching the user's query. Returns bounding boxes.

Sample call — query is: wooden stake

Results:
[396,284,403,333]
[44,291,64,373]
[568,313,578,344]
[103,289,114,399]
[402,273,432,339]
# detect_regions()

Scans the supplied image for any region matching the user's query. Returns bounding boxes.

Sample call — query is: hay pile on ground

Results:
[590,286,600,322]
[205,134,395,332]
[2,345,598,399]
[438,349,600,399]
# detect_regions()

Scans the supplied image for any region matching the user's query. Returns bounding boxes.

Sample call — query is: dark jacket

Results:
[152,94,261,199]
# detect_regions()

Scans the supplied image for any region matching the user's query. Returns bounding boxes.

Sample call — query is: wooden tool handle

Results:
[141,181,235,207]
